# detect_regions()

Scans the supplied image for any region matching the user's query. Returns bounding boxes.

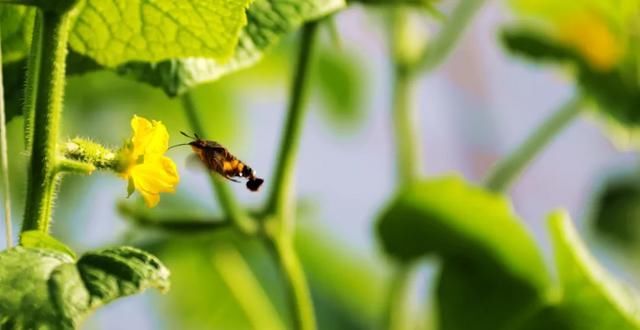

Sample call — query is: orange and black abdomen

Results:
[221,158,245,177]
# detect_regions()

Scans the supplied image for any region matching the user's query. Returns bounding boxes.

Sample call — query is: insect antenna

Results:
[180,131,197,139]
[168,143,191,150]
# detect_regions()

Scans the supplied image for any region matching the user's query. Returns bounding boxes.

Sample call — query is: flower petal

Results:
[130,156,179,207]
[131,115,169,158]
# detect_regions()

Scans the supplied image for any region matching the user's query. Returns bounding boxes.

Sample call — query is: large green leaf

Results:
[0,5,34,64]
[0,246,169,328]
[67,0,252,67]
[20,230,76,258]
[69,0,345,96]
[376,176,550,329]
[377,176,548,286]
[546,210,640,329]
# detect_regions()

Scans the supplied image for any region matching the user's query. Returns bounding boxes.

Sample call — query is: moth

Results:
[172,132,264,191]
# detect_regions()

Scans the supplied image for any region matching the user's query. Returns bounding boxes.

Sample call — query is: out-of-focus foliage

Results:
[377,176,640,330]
[118,200,385,330]
[590,172,640,249]
[313,46,367,130]
[377,176,549,329]
[545,211,640,329]
[0,246,168,328]
[503,0,640,129]
[67,0,345,97]
[377,176,547,282]
[0,5,34,63]
[1,60,26,123]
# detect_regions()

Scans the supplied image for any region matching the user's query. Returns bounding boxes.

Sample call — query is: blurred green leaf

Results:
[501,29,579,63]
[149,232,289,329]
[590,173,640,248]
[0,5,34,64]
[297,223,385,329]
[67,0,251,67]
[546,210,640,329]
[436,257,547,330]
[20,230,76,258]
[68,0,345,96]
[125,207,383,330]
[313,47,367,130]
[377,176,550,329]
[502,28,640,128]
[2,60,26,123]
[0,246,169,328]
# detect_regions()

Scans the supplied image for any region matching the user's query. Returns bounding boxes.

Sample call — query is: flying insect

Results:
[172,132,264,191]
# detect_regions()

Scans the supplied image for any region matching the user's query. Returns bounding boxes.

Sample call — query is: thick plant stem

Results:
[383,265,414,330]
[21,10,72,234]
[265,22,319,330]
[23,11,42,148]
[0,33,12,247]
[266,237,315,330]
[382,2,489,329]
[383,8,424,330]
[392,63,421,185]
[415,0,487,74]
[266,22,318,225]
[180,92,257,235]
[484,96,584,193]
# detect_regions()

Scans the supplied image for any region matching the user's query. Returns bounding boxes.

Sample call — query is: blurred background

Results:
[2,1,639,329]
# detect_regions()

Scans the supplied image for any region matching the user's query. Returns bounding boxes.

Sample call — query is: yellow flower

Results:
[556,11,622,71]
[119,115,179,207]
[510,0,628,71]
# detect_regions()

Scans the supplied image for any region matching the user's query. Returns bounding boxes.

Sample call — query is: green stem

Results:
[266,238,316,330]
[180,92,257,235]
[23,10,42,148]
[392,51,421,184]
[0,32,12,248]
[55,158,95,175]
[382,9,425,330]
[263,22,319,330]
[414,0,487,74]
[484,96,584,192]
[383,265,415,330]
[21,9,72,234]
[118,202,231,233]
[266,22,318,224]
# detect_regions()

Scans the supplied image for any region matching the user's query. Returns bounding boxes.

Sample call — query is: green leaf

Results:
[0,5,35,64]
[377,176,548,285]
[68,0,345,96]
[313,47,367,130]
[376,176,550,330]
[589,173,640,249]
[436,258,547,330]
[67,0,253,67]
[20,230,77,258]
[547,210,640,330]
[501,28,580,64]
[0,246,169,328]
